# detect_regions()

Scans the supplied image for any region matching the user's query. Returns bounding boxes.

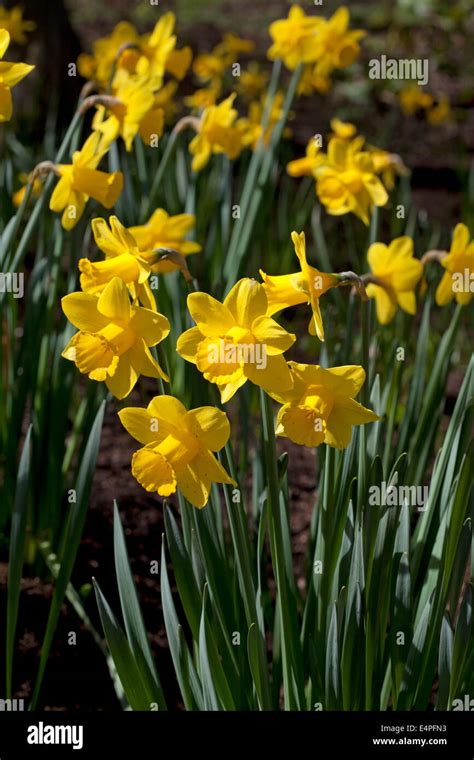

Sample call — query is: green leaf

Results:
[31,401,105,708]
[437,613,453,710]
[6,425,32,698]
[94,580,154,710]
[113,502,166,710]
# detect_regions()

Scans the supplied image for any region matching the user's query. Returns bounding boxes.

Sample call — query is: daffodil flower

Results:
[0,6,35,44]
[92,75,162,152]
[267,5,323,71]
[129,209,201,273]
[270,362,379,449]
[61,277,169,399]
[188,94,243,172]
[77,21,141,88]
[49,132,124,230]
[365,236,423,324]
[287,138,323,178]
[311,7,364,78]
[435,224,474,307]
[315,136,388,225]
[329,118,357,140]
[79,216,156,310]
[118,396,236,508]
[0,29,34,122]
[177,278,295,403]
[260,231,338,341]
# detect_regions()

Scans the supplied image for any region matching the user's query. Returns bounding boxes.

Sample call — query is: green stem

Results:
[260,389,296,710]
[224,64,301,287]
[6,109,84,276]
[145,130,180,220]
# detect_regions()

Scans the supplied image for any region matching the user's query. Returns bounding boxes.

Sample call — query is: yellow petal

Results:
[325,398,379,449]
[128,340,168,381]
[176,326,205,364]
[49,175,71,213]
[0,29,10,58]
[132,444,177,496]
[184,407,231,451]
[224,278,267,327]
[260,270,308,314]
[217,374,248,403]
[105,355,138,399]
[174,460,209,508]
[129,306,170,345]
[244,353,293,394]
[366,283,397,325]
[0,83,12,121]
[118,408,161,445]
[250,316,295,354]
[276,403,326,447]
[397,290,417,315]
[73,166,123,208]
[61,292,108,332]
[97,277,131,321]
[0,60,34,87]
[187,291,235,337]
[147,395,188,427]
[450,223,470,255]
[435,271,454,306]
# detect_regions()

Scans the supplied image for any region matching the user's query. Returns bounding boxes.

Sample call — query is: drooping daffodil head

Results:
[270,362,379,449]
[366,236,423,324]
[119,396,236,508]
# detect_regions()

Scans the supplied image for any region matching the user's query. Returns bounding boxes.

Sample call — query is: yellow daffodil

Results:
[129,210,201,273]
[287,138,323,178]
[61,277,169,399]
[12,173,42,207]
[399,85,433,116]
[177,278,295,403]
[297,65,331,96]
[368,146,408,191]
[138,13,177,89]
[237,62,269,101]
[49,132,123,230]
[184,84,221,112]
[77,21,141,87]
[214,33,255,60]
[0,5,35,44]
[239,90,292,150]
[435,224,474,307]
[79,216,157,310]
[118,396,236,508]
[427,95,451,125]
[270,362,378,449]
[330,118,357,140]
[189,94,243,172]
[260,231,338,341]
[92,74,160,151]
[315,136,388,225]
[165,46,192,80]
[0,29,34,122]
[193,52,228,85]
[311,7,364,78]
[267,5,323,71]
[365,237,423,324]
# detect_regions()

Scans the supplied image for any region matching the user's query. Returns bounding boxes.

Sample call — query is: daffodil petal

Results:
[184,407,231,451]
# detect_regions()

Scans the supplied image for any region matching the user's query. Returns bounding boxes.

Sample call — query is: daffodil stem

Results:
[6,109,84,275]
[221,442,272,709]
[225,58,282,256]
[0,181,33,269]
[260,389,296,710]
[224,63,301,288]
[145,130,180,221]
